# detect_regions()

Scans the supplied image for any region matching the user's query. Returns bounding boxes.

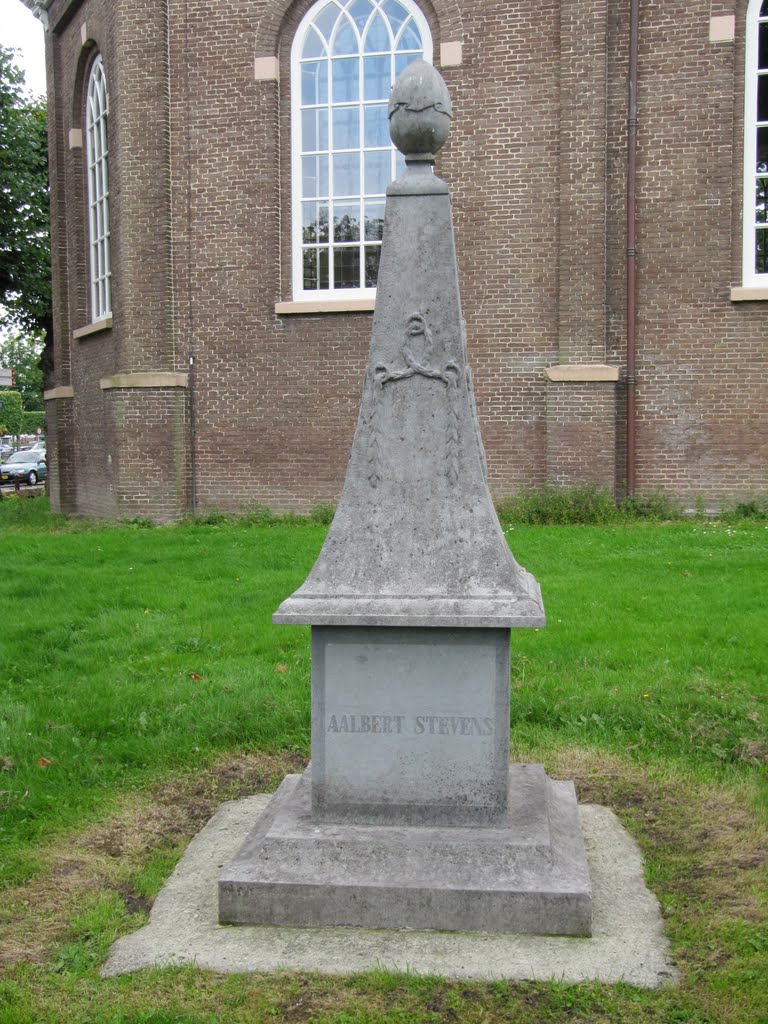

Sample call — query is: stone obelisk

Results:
[219,62,592,935]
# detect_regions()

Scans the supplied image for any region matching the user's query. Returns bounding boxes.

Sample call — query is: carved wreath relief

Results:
[367,313,462,488]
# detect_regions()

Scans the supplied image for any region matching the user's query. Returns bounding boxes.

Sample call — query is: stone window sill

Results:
[544,363,620,382]
[72,316,113,339]
[730,286,768,301]
[275,298,375,315]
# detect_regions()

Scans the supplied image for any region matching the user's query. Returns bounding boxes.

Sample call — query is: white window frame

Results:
[742,0,768,285]
[85,54,112,320]
[290,0,432,301]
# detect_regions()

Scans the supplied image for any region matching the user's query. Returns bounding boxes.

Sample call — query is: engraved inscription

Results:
[327,713,494,736]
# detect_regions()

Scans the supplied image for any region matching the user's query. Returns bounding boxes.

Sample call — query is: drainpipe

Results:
[626,0,639,495]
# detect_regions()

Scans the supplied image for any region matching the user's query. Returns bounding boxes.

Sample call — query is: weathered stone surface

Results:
[273,98,543,631]
[219,766,592,936]
[220,63,587,940]
[310,626,511,827]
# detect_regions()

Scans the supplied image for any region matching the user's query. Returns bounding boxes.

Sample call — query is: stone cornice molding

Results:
[99,372,189,390]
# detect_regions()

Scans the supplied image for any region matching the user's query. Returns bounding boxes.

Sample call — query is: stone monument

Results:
[219,61,592,936]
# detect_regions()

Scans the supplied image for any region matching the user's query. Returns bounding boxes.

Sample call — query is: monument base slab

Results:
[218,765,592,936]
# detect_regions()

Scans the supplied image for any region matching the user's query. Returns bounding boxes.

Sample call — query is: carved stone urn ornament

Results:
[219,61,593,936]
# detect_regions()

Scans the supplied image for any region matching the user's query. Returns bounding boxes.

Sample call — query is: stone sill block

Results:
[100,372,189,390]
[44,386,74,401]
[544,364,620,382]
[730,286,768,301]
[275,299,375,315]
[72,317,113,339]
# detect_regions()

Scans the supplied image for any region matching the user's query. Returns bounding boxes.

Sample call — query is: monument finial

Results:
[388,59,452,163]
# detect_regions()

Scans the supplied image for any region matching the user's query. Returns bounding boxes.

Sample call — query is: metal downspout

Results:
[626,0,639,495]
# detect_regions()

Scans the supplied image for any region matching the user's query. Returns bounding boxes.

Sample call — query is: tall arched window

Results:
[743,0,768,285]
[85,54,112,320]
[291,0,432,299]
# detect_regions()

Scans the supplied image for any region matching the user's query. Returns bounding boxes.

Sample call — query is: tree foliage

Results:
[0,389,24,436]
[0,47,51,339]
[0,331,44,410]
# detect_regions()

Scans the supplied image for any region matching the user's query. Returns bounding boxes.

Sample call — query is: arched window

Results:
[291,0,432,299]
[85,54,112,320]
[743,0,768,284]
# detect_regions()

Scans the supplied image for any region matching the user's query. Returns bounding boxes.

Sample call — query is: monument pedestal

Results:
[219,765,591,936]
[219,63,592,939]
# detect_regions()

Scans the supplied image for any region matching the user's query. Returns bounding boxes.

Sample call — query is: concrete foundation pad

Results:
[102,791,678,987]
[218,767,592,935]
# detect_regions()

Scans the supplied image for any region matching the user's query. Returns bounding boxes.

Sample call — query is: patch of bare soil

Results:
[547,746,768,919]
[0,750,307,969]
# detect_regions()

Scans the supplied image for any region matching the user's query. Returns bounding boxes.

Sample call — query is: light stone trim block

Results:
[44,386,74,400]
[68,128,83,149]
[710,15,735,42]
[99,372,189,390]
[544,363,620,382]
[72,317,112,339]
[275,298,375,314]
[439,41,463,67]
[254,56,279,81]
[730,285,768,301]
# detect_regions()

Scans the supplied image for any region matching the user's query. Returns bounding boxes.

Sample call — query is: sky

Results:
[1,0,46,98]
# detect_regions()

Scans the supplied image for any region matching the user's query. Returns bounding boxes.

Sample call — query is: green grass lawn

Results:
[0,497,766,1023]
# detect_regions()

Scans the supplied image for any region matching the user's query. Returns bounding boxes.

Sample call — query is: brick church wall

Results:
[43,0,767,519]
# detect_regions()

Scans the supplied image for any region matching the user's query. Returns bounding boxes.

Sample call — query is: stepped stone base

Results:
[218,765,592,936]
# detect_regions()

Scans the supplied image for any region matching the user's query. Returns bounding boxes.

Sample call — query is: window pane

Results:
[302,25,327,59]
[333,151,360,195]
[756,227,768,273]
[303,248,318,289]
[756,179,768,224]
[302,61,328,105]
[319,248,329,288]
[332,57,359,102]
[303,154,329,197]
[334,246,361,288]
[364,149,390,194]
[759,75,768,123]
[365,245,381,286]
[364,103,389,147]
[333,202,361,241]
[303,202,329,242]
[382,0,409,37]
[333,106,359,149]
[302,108,328,152]
[758,126,768,173]
[396,20,421,51]
[364,55,390,100]
[314,2,340,43]
[365,12,391,52]
[760,21,768,69]
[364,200,385,239]
[395,51,421,77]
[348,0,373,32]
[303,202,320,242]
[333,15,357,55]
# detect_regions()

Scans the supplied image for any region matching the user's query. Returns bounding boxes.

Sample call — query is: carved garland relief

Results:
[367,313,462,488]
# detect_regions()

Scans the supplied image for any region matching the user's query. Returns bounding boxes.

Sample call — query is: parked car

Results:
[0,450,47,486]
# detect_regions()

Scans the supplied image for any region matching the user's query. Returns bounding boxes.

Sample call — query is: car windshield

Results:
[6,452,34,464]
